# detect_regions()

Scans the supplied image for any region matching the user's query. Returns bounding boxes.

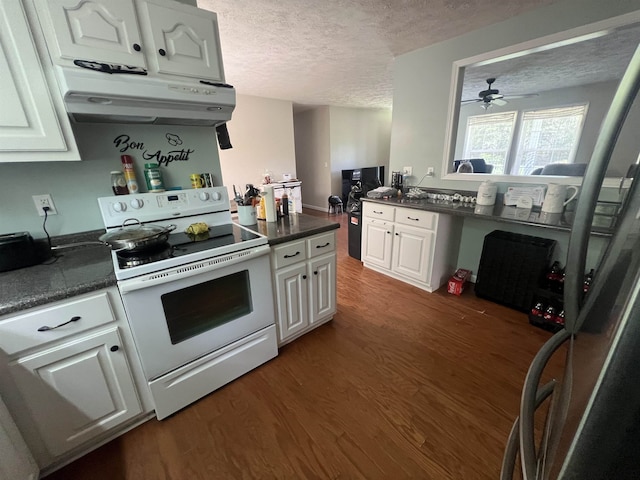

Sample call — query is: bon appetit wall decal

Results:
[113,133,195,166]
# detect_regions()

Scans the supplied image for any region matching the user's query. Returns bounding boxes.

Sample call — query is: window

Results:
[463,112,517,174]
[461,104,588,175]
[512,105,587,175]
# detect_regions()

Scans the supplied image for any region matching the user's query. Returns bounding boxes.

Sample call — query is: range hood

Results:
[54,66,236,126]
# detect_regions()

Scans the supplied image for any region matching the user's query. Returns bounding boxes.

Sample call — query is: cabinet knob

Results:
[386,231,391,234]
[302,274,307,280]
[314,271,318,275]
[395,232,399,236]
[110,345,120,352]
[133,43,141,52]
[158,48,166,56]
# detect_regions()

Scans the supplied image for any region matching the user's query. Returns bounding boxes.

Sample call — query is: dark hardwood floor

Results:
[47,210,560,479]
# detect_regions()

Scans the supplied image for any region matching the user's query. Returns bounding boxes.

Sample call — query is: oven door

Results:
[118,245,274,380]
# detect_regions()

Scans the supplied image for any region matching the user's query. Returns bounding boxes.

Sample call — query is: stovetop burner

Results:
[114,223,263,270]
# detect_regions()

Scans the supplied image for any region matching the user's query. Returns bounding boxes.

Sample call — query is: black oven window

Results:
[161,270,253,344]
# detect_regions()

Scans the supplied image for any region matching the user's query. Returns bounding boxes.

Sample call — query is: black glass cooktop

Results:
[116,223,262,269]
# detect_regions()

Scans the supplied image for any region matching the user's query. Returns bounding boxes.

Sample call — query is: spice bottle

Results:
[121,155,139,194]
[144,163,165,192]
[111,171,129,195]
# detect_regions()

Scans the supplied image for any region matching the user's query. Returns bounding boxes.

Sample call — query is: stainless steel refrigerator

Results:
[501,43,640,479]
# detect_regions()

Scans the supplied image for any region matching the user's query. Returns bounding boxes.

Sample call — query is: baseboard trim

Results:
[303,203,329,212]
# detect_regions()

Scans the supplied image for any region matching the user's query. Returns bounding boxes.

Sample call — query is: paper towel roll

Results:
[263,185,277,222]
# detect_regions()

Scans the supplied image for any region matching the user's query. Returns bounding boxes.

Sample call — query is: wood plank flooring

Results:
[46,210,560,479]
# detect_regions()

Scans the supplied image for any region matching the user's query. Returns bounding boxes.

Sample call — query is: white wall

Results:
[329,107,392,194]
[293,107,331,210]
[218,94,297,191]
[389,0,640,274]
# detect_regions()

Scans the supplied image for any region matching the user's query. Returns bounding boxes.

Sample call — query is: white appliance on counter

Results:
[97,187,277,419]
[271,180,303,213]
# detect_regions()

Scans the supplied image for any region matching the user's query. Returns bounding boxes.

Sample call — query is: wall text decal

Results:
[113,133,195,167]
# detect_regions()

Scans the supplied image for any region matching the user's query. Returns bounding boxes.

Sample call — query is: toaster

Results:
[0,232,48,272]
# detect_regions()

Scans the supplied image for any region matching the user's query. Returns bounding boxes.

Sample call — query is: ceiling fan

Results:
[461,78,538,109]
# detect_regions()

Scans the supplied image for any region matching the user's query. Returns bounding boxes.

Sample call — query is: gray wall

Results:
[1,123,222,238]
[389,0,640,274]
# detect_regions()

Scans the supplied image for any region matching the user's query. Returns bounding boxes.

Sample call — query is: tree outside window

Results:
[463,112,517,174]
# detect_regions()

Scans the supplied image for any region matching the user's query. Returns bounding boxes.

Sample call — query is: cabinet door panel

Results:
[138,0,223,81]
[309,254,337,323]
[35,0,144,67]
[392,224,434,284]
[362,219,393,269]
[274,264,309,341]
[0,2,68,152]
[9,328,141,457]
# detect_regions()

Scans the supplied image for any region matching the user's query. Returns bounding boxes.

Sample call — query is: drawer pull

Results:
[373,210,383,214]
[407,216,420,221]
[284,251,301,259]
[316,242,330,249]
[38,316,81,332]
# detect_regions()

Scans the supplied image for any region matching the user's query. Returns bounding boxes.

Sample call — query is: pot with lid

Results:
[99,219,176,252]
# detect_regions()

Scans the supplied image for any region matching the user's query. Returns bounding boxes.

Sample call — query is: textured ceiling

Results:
[197,0,564,109]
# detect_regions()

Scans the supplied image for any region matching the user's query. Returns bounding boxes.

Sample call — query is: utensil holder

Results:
[237,205,257,226]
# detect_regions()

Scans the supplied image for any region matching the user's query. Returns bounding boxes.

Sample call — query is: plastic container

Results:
[120,155,139,194]
[144,163,165,192]
[263,185,276,222]
[111,171,128,195]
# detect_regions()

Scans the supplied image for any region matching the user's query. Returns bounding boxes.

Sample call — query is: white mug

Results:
[541,183,579,214]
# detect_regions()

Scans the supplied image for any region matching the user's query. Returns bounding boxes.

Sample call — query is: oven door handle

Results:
[118,244,270,293]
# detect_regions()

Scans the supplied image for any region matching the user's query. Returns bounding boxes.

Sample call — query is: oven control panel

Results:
[98,187,231,228]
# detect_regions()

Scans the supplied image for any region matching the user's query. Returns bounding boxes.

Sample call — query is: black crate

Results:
[475,230,556,312]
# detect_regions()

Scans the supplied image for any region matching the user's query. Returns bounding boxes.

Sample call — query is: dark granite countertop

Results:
[237,213,340,245]
[0,231,115,317]
[362,195,614,237]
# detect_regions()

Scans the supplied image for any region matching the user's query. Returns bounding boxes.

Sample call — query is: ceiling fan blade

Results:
[503,93,540,100]
[461,98,481,103]
[492,98,508,106]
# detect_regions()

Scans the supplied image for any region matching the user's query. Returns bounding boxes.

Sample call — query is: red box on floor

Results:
[448,268,472,295]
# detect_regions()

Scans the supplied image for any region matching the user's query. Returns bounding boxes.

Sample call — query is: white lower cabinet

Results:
[0,288,152,474]
[272,231,337,346]
[362,202,461,292]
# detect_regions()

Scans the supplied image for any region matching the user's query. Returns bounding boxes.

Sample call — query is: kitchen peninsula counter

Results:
[362,195,614,237]
[238,213,340,245]
[0,231,115,316]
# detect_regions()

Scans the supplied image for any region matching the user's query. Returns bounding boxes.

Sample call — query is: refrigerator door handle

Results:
[565,44,640,333]
[501,380,556,480]
[520,329,571,480]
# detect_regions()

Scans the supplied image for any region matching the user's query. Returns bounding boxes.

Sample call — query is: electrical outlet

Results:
[32,194,58,216]
[427,167,435,177]
[402,166,413,176]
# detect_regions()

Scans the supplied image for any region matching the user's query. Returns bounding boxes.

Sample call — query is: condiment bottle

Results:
[121,155,139,194]
[144,163,165,192]
[110,171,128,195]
[282,190,289,216]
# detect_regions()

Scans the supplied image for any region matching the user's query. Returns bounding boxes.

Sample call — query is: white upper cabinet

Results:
[33,0,144,68]
[136,0,224,81]
[0,0,79,162]
[35,0,225,82]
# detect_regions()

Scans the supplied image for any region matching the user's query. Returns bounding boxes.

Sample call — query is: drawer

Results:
[395,208,437,230]
[307,231,336,258]
[363,202,395,221]
[272,239,307,269]
[0,292,117,356]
